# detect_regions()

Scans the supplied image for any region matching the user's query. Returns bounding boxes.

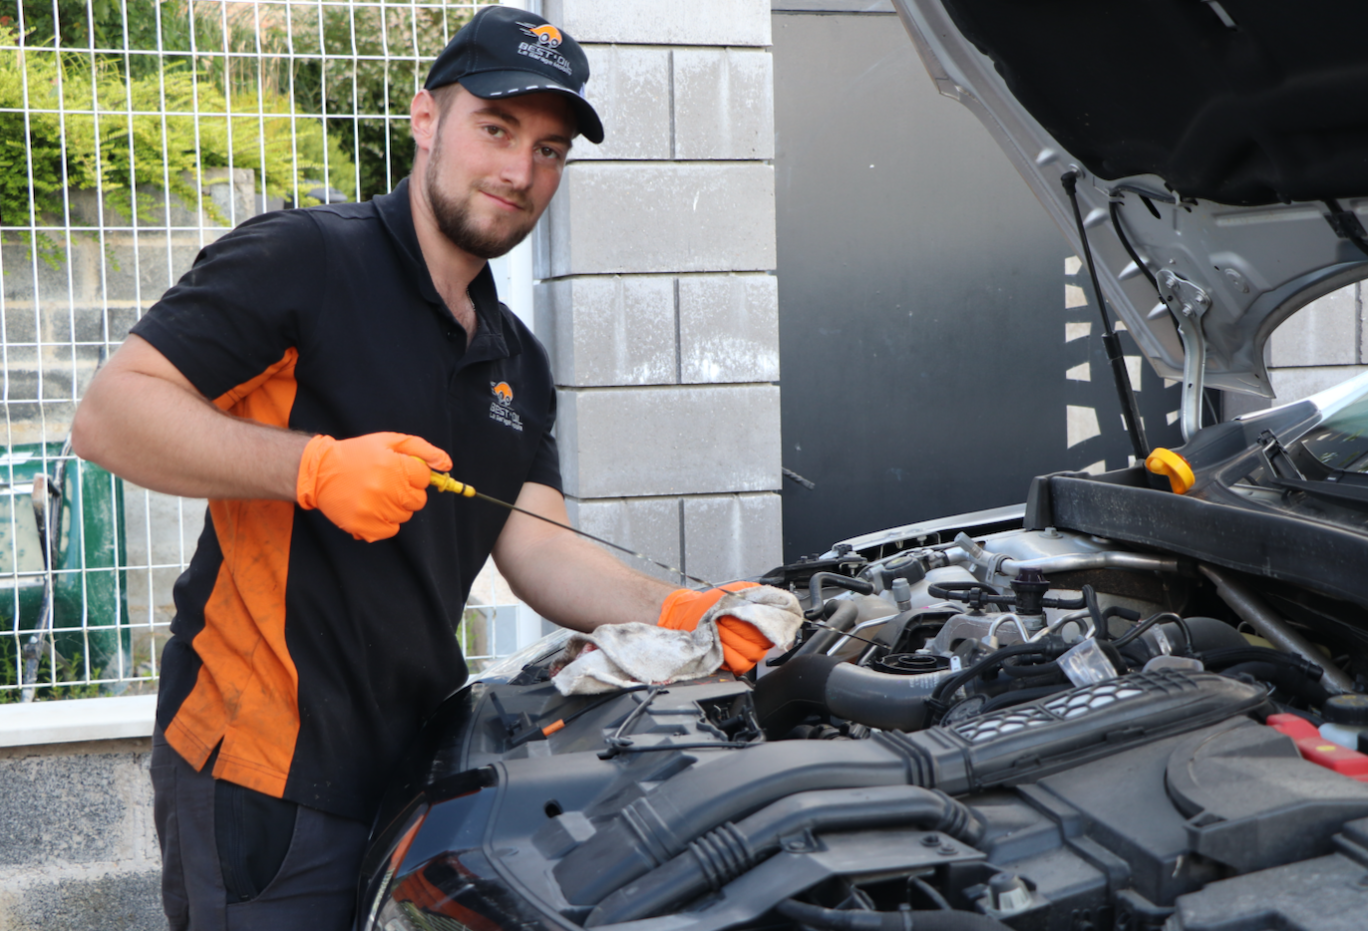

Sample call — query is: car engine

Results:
[358,516,1368,931]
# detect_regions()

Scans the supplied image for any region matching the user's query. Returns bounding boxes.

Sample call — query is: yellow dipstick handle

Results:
[1145,447,1195,495]
[430,472,476,497]
[411,456,476,497]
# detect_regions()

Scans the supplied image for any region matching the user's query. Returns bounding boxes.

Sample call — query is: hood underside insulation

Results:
[939,0,1368,205]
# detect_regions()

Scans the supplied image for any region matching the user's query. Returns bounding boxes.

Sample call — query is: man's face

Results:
[423,85,574,259]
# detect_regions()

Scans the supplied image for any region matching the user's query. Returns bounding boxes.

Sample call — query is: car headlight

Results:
[364,851,512,931]
[359,806,429,931]
[359,767,506,931]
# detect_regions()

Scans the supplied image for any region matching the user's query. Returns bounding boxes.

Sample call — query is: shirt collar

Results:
[374,178,522,359]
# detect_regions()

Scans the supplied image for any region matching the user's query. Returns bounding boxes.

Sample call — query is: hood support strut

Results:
[1062,172,1149,462]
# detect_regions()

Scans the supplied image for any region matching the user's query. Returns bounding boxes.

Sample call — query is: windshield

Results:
[1300,382,1368,473]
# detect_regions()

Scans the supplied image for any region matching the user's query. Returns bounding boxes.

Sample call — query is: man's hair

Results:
[430,82,463,120]
[411,82,463,147]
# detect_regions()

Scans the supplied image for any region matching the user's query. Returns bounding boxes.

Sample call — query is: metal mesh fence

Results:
[0,0,528,700]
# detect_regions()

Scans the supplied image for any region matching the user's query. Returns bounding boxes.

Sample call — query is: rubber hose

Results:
[825,662,945,732]
[753,652,947,736]
[1117,644,1151,671]
[1221,661,1330,706]
[587,787,982,926]
[932,640,1066,705]
[1200,646,1324,678]
[752,653,843,738]
[798,600,862,657]
[552,740,911,906]
[1199,564,1355,693]
[1111,612,1182,649]
[978,683,1069,713]
[1117,618,1245,669]
[1103,605,1142,622]
[1180,617,1249,652]
[805,573,875,619]
[774,900,1011,931]
[1099,640,1126,673]
[1083,584,1106,640]
[1121,617,1244,659]
[999,659,1061,678]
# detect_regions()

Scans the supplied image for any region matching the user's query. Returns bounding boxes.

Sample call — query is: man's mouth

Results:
[478,189,528,212]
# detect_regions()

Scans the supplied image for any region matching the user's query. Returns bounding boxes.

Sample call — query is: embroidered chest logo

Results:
[489,381,523,432]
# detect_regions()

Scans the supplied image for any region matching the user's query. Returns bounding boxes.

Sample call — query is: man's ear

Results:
[410,89,439,153]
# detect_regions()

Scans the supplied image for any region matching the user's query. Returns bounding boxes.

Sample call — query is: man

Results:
[71,6,791,930]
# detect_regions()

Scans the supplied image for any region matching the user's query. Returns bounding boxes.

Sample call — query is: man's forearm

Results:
[491,483,677,632]
[507,533,677,632]
[71,335,308,500]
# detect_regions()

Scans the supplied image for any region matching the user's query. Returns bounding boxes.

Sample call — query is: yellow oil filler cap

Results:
[1146,448,1195,494]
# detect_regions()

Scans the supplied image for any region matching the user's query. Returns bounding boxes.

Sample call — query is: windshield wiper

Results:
[1273,465,1368,510]
[1258,430,1304,481]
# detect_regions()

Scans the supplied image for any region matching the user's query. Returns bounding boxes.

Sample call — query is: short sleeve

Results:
[524,388,563,493]
[129,210,325,402]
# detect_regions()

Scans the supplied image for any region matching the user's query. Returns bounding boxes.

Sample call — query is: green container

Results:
[0,444,130,685]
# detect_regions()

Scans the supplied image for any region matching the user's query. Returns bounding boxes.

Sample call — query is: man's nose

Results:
[498,146,536,190]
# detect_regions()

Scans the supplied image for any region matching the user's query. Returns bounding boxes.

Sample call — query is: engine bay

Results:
[359,519,1368,931]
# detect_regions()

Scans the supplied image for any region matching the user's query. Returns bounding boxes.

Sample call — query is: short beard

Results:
[425,128,534,260]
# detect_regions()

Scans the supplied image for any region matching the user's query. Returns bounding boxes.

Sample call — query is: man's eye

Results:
[539,146,564,161]
[484,125,505,137]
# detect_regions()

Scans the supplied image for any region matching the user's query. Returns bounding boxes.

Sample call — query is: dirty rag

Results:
[551,586,804,695]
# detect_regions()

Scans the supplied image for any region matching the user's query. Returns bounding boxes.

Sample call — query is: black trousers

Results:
[151,728,370,931]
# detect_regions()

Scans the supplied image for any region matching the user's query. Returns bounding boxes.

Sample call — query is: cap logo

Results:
[519,22,562,48]
[515,21,572,75]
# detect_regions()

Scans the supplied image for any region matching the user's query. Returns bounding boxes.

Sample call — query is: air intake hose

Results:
[795,600,862,657]
[552,741,913,906]
[585,786,982,926]
[753,654,952,738]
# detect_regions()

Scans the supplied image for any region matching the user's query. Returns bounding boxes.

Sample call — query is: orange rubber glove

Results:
[657,582,775,675]
[296,432,452,542]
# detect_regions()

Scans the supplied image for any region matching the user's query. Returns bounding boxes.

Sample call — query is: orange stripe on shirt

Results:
[165,348,302,798]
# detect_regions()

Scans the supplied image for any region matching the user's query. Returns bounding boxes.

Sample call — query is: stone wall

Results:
[536,0,784,585]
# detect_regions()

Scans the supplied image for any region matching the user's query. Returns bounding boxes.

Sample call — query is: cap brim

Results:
[459,70,604,145]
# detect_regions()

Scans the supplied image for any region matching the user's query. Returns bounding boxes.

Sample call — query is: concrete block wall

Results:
[536,0,783,585]
[1224,282,1368,419]
[0,737,162,930]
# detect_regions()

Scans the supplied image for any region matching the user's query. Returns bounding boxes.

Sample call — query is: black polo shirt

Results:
[132,178,560,823]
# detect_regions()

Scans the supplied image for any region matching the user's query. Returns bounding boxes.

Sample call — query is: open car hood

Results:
[890,0,1368,400]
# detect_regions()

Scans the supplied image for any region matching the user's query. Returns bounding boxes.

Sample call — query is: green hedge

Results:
[0,2,358,264]
[0,0,485,263]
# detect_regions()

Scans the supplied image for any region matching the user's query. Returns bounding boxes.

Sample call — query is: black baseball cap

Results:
[424,6,604,145]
